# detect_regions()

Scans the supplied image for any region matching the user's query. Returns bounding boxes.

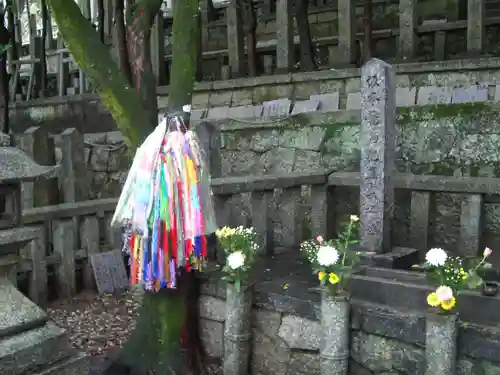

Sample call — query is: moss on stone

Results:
[397,102,492,125]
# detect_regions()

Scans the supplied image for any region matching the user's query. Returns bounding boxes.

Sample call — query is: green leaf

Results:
[235,279,241,293]
[465,272,483,289]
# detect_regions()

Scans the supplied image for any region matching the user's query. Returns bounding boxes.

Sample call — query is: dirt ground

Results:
[46,290,222,375]
[46,290,141,358]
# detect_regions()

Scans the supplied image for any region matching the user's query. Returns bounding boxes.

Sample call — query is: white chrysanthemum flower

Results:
[227,251,246,270]
[425,248,448,267]
[436,285,453,302]
[182,104,192,113]
[316,246,340,266]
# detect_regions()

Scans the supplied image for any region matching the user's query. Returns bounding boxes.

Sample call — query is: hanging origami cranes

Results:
[111,113,217,291]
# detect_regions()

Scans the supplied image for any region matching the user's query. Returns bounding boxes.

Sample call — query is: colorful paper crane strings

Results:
[111,115,217,292]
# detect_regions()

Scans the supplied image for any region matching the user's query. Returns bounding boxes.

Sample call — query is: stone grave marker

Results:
[417,86,452,105]
[206,106,230,120]
[346,92,362,110]
[310,93,339,112]
[360,58,396,254]
[495,85,500,102]
[291,99,320,115]
[90,250,129,295]
[261,99,291,119]
[451,86,488,103]
[227,105,260,119]
[395,87,417,107]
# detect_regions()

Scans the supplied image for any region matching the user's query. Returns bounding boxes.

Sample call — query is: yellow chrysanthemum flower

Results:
[318,271,327,281]
[441,297,456,311]
[328,272,340,285]
[427,292,440,307]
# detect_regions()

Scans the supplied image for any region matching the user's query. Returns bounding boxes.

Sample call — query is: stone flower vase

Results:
[223,282,253,375]
[425,310,458,375]
[320,289,350,375]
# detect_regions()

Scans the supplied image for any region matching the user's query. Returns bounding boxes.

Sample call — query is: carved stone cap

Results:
[0,147,59,184]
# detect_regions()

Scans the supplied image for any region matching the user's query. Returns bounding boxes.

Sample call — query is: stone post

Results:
[467,0,484,55]
[337,0,356,66]
[399,0,417,60]
[276,0,294,72]
[359,58,396,254]
[226,0,245,77]
[425,312,458,375]
[320,291,349,375]
[223,283,252,375]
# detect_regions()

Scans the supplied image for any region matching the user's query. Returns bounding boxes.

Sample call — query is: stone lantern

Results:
[0,136,89,374]
[0,139,58,279]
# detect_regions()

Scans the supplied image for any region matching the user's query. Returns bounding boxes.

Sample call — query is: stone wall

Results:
[198,275,500,375]
[52,130,129,199]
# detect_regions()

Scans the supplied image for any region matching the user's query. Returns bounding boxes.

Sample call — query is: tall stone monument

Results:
[0,137,89,375]
[359,58,396,254]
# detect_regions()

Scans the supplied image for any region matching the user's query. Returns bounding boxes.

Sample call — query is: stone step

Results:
[34,352,90,375]
[0,280,47,338]
[0,322,71,375]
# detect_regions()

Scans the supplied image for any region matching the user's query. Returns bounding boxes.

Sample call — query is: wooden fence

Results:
[12,165,500,306]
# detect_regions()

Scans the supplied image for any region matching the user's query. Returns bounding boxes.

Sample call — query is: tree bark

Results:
[114,0,133,85]
[47,0,152,147]
[238,0,257,76]
[0,7,9,134]
[294,0,317,71]
[40,0,49,97]
[362,0,373,63]
[125,0,162,126]
[167,0,200,111]
[97,0,105,44]
[6,0,20,97]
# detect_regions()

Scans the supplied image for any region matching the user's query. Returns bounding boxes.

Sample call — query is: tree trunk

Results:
[40,0,49,97]
[0,8,9,134]
[114,0,133,85]
[167,0,200,111]
[362,0,373,63]
[6,0,20,97]
[294,0,317,71]
[97,0,105,43]
[48,1,206,374]
[238,0,257,76]
[47,0,152,147]
[125,0,162,126]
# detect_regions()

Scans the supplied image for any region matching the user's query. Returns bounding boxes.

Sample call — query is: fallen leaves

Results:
[46,290,141,357]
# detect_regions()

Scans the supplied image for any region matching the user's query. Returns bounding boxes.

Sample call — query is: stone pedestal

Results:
[223,283,252,375]
[320,291,349,375]
[425,311,458,375]
[0,227,89,375]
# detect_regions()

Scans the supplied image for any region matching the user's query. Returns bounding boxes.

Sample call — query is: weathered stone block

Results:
[200,318,224,358]
[278,314,321,350]
[251,330,291,375]
[199,295,226,322]
[280,127,326,151]
[253,309,282,335]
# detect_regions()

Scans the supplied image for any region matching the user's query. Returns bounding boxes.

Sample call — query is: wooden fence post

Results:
[80,216,100,290]
[27,226,48,306]
[14,126,58,209]
[53,219,77,298]
[59,128,88,203]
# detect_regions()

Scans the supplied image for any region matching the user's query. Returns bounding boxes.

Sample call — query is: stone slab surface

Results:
[310,93,339,112]
[291,99,320,115]
[0,322,70,375]
[0,280,47,337]
[35,352,90,375]
[451,86,488,103]
[416,86,452,105]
